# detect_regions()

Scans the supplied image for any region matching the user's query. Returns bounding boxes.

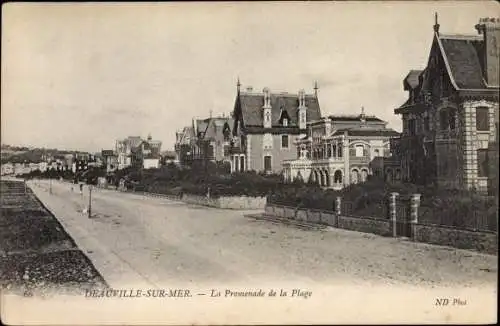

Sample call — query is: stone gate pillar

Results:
[335,196,342,216]
[389,192,399,237]
[410,193,421,241]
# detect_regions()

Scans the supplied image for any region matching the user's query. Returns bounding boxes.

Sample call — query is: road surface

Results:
[26,179,497,290]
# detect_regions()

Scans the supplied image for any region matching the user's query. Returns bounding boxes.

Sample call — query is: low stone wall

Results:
[266,204,389,236]
[265,203,497,254]
[217,196,266,210]
[181,194,265,210]
[181,194,218,208]
[338,215,392,237]
[414,224,498,255]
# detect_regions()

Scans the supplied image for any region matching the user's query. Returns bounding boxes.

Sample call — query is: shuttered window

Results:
[476,107,490,131]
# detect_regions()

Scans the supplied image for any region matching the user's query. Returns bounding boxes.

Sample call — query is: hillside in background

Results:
[1,144,90,164]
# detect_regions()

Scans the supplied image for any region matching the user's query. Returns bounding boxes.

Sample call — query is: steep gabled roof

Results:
[436,33,488,90]
[203,117,234,140]
[237,92,321,127]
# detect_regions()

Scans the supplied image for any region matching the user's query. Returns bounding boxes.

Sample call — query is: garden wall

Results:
[414,224,498,255]
[264,203,497,254]
[337,215,392,237]
[265,203,391,237]
[181,194,265,210]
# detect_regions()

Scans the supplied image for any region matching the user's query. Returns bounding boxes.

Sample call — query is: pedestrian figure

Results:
[79,183,83,194]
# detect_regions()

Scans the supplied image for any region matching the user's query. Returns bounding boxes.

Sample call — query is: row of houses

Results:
[1,153,99,176]
[175,16,499,195]
[100,134,169,173]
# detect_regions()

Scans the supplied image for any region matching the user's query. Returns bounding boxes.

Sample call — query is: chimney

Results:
[263,87,271,108]
[475,17,500,86]
[298,89,306,107]
[246,86,253,92]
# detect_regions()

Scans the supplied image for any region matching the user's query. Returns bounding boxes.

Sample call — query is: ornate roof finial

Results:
[314,81,318,97]
[361,106,365,116]
[433,12,440,34]
[237,77,241,93]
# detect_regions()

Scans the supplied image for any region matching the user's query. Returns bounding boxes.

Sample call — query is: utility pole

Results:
[88,185,92,218]
[49,178,52,194]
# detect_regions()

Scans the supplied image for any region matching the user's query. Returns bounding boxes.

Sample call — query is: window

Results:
[281,135,289,148]
[374,149,380,157]
[355,145,364,157]
[408,119,416,135]
[478,149,489,177]
[440,109,448,130]
[223,145,230,157]
[264,155,272,171]
[207,145,214,159]
[283,118,288,126]
[424,116,430,131]
[240,156,245,171]
[476,107,490,131]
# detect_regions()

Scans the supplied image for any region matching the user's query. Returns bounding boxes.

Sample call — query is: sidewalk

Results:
[27,180,154,288]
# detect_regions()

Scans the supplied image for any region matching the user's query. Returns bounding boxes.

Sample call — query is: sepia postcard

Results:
[1,1,499,325]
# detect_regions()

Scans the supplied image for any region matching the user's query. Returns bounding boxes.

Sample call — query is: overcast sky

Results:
[2,1,498,152]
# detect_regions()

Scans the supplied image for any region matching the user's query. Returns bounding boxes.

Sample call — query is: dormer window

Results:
[279,109,290,127]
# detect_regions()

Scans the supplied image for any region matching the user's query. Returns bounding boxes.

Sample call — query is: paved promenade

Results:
[26,179,497,289]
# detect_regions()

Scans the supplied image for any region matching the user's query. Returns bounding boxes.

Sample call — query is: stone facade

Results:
[283,112,400,189]
[394,18,499,193]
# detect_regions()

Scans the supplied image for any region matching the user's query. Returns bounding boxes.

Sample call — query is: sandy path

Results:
[27,179,497,289]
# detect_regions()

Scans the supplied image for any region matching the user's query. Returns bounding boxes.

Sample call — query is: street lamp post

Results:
[88,185,92,218]
[49,178,52,194]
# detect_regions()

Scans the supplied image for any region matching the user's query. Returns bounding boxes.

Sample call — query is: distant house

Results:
[116,136,143,170]
[1,163,14,175]
[231,82,322,173]
[174,126,196,166]
[116,134,162,170]
[101,149,118,173]
[161,150,178,165]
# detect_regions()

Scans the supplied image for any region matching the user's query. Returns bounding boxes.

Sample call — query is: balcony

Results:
[349,156,371,164]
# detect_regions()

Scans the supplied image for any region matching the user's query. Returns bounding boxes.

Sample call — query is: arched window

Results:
[374,149,380,157]
[351,169,360,184]
[361,169,368,182]
[355,145,364,157]
[334,170,343,184]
